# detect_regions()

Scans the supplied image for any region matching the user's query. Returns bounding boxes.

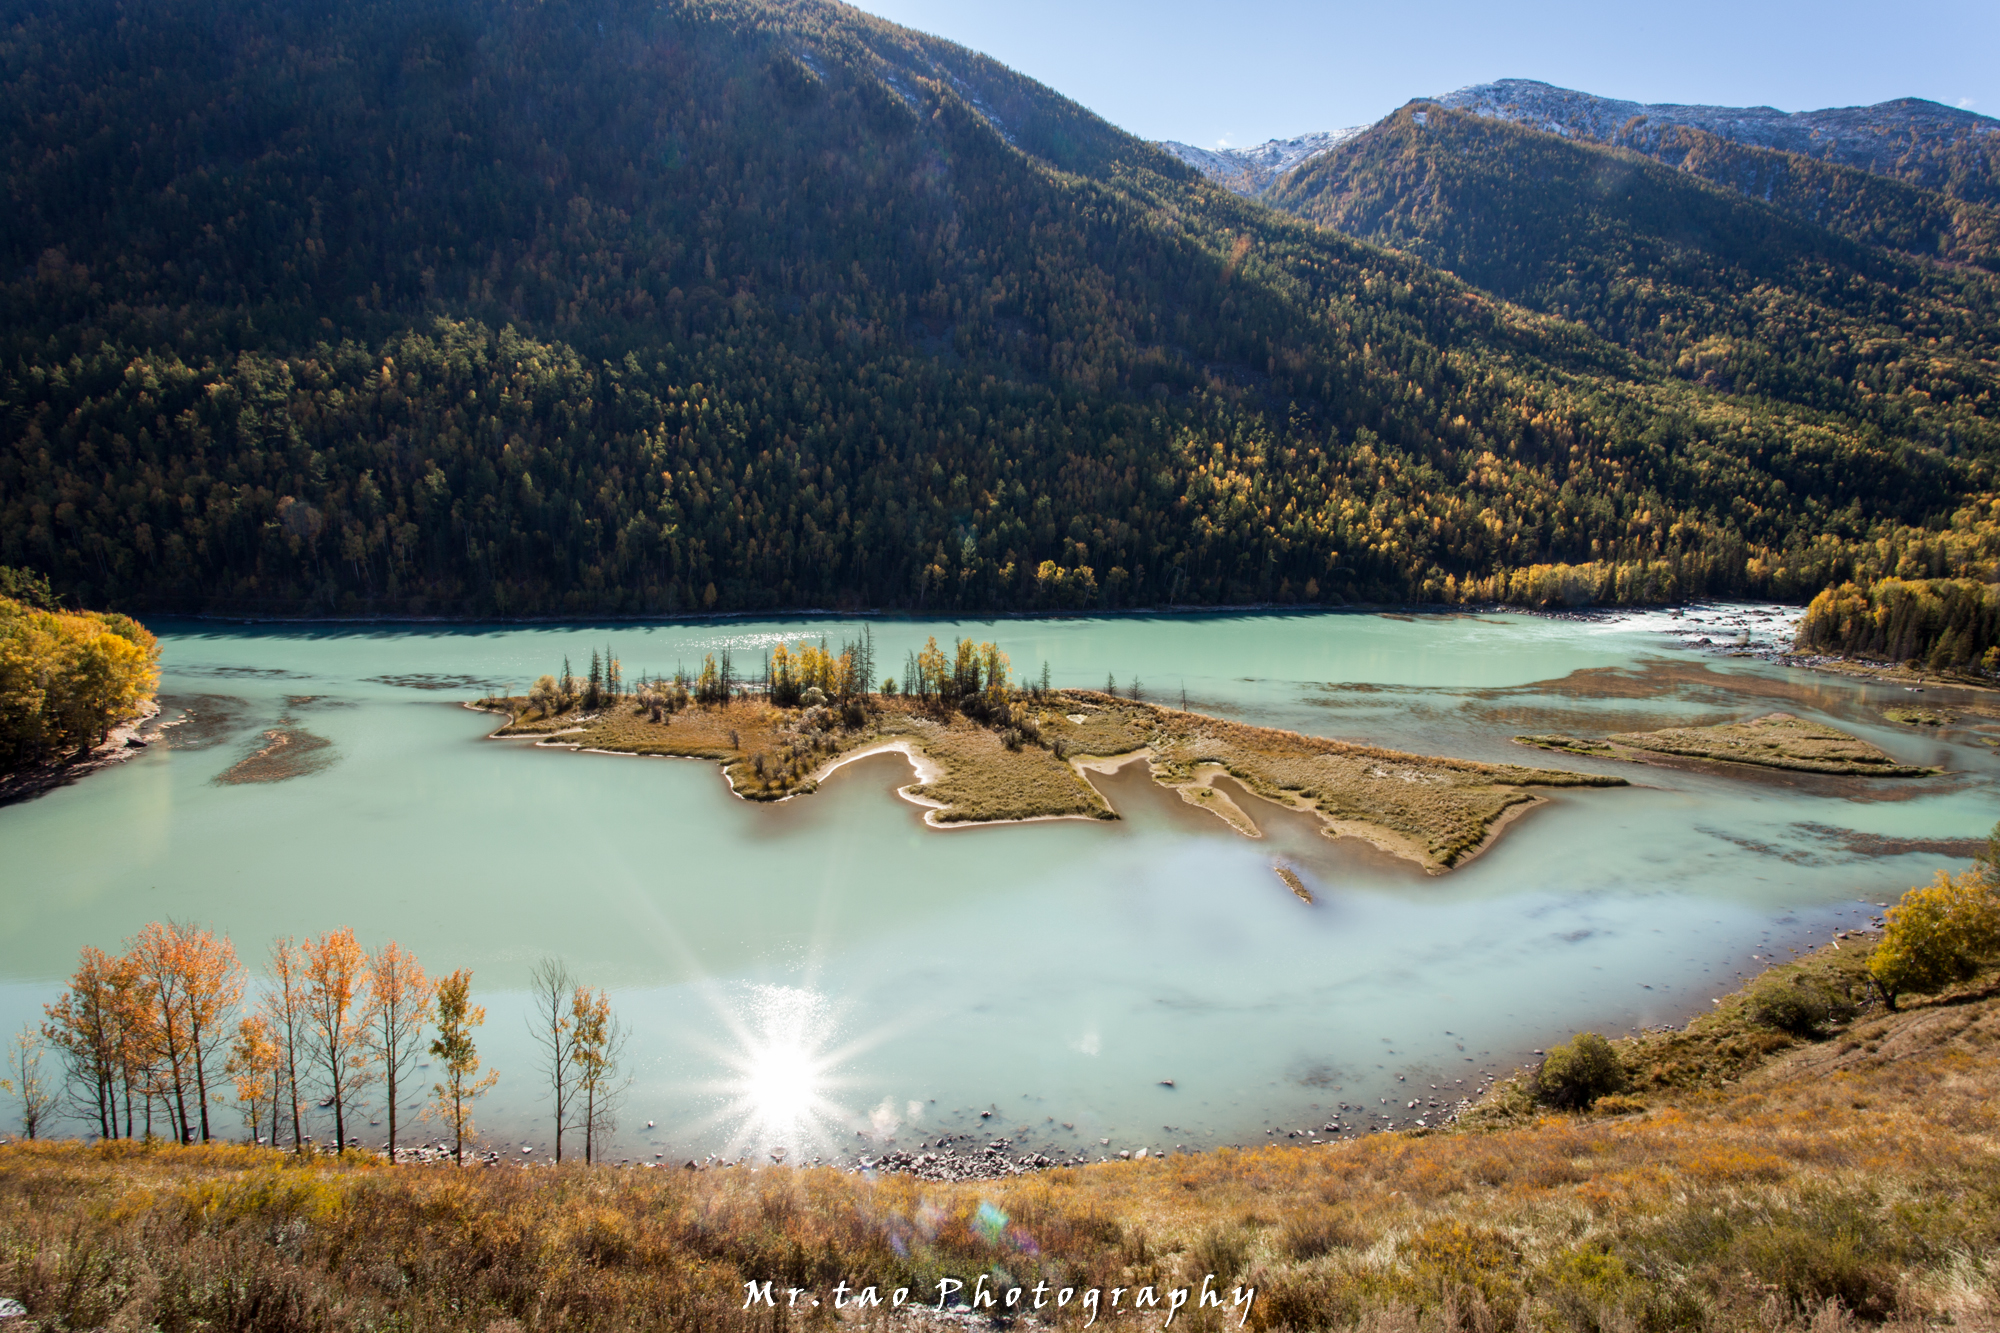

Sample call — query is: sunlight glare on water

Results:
[712,984,842,1162]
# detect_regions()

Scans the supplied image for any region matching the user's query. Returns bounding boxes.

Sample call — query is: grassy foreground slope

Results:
[0,0,1993,616]
[3,934,1997,1331]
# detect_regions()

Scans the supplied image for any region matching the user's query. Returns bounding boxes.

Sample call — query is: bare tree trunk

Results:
[528,959,577,1163]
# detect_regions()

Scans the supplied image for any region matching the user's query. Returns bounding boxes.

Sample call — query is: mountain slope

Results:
[1437,78,2000,207]
[1266,103,2000,460]
[0,0,1991,616]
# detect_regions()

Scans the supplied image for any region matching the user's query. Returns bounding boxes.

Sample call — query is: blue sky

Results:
[849,0,1999,148]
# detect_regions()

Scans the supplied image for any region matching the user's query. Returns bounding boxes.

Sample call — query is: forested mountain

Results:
[0,0,1994,618]
[1174,85,2000,272]
[1436,79,2000,208]
[1265,104,2000,459]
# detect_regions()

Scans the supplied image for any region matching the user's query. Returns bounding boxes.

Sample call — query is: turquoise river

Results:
[1,608,1994,1164]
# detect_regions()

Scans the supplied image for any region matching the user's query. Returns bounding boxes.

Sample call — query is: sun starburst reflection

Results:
[686,983,888,1164]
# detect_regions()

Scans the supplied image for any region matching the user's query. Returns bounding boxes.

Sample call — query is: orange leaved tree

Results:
[362,941,433,1159]
[301,927,371,1153]
[225,1014,283,1144]
[263,936,311,1151]
[128,921,244,1143]
[41,946,125,1139]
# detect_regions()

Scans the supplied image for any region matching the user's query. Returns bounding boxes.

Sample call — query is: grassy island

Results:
[1516,711,1938,777]
[473,638,1623,873]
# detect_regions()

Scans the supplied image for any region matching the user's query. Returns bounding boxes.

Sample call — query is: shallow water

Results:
[1,608,1993,1163]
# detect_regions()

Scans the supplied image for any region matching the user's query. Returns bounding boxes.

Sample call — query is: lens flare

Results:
[698,983,856,1160]
[663,976,929,1163]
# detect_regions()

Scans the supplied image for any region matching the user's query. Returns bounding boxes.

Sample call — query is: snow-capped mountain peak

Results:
[1157,128,1364,196]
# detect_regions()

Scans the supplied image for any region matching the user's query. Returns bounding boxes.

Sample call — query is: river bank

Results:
[0,700,163,809]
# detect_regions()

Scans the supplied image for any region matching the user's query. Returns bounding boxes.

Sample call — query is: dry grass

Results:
[5,938,1998,1332]
[896,713,1111,824]
[1117,698,1621,871]
[474,691,1621,869]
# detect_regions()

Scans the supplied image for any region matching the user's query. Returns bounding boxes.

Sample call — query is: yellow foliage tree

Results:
[362,941,433,1160]
[428,968,498,1165]
[1869,870,2000,1009]
[0,596,159,766]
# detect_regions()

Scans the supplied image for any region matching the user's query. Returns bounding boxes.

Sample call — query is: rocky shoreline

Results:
[0,700,163,808]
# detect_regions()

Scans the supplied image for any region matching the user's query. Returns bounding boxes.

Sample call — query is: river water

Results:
[1,608,1993,1164]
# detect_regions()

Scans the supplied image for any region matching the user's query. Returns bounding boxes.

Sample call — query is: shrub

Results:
[1534,1032,1626,1109]
[1187,1223,1252,1283]
[1278,1208,1359,1261]
[1589,1094,1647,1116]
[1869,869,2000,1009]
[1747,971,1859,1036]
[1730,1223,1896,1317]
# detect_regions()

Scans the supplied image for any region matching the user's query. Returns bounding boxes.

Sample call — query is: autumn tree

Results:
[3,1025,58,1139]
[570,986,626,1166]
[0,599,160,766]
[41,946,126,1138]
[181,925,245,1144]
[527,958,579,1162]
[428,968,499,1165]
[362,941,433,1159]
[108,954,158,1140]
[1870,870,2000,1009]
[225,1015,283,1144]
[263,936,311,1151]
[302,927,371,1153]
[127,921,243,1143]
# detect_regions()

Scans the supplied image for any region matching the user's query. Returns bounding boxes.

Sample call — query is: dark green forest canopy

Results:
[1,0,1994,615]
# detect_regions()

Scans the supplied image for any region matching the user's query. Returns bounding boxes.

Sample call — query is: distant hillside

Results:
[1438,78,2000,207]
[1606,122,2000,271]
[1157,129,1362,197]
[0,0,1993,618]
[1266,104,2000,461]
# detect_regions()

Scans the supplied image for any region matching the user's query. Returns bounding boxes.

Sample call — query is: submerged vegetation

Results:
[475,637,1622,872]
[1515,712,1938,777]
[5,861,2000,1331]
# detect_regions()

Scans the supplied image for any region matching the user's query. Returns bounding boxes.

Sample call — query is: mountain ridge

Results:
[1163,79,2000,217]
[1436,79,2000,205]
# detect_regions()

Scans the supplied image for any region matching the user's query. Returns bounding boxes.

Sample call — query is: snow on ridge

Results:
[1156,127,1364,196]
[1429,78,1998,180]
